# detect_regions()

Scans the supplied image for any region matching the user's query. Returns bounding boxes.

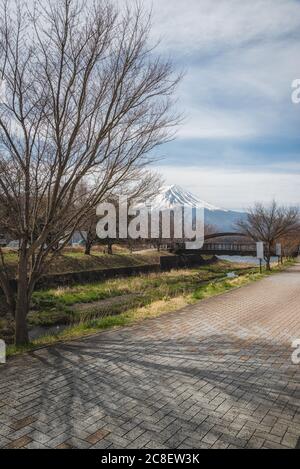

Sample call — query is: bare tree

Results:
[236,201,300,270]
[82,170,163,255]
[0,0,180,344]
[280,232,300,257]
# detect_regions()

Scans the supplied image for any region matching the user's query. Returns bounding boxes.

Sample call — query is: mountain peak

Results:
[150,184,226,212]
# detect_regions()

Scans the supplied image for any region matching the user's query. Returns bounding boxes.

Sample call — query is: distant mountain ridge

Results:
[149,185,246,232]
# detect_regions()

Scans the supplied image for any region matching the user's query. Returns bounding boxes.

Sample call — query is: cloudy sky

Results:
[141,0,300,210]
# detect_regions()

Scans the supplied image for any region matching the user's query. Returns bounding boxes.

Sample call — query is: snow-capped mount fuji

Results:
[149,185,246,232]
[149,185,225,212]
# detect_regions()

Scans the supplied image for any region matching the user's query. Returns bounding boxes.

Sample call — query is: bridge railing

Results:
[202,243,256,252]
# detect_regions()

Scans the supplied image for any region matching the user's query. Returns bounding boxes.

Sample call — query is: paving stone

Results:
[56,442,73,449]
[10,415,36,431]
[4,435,32,448]
[281,432,299,448]
[86,429,110,444]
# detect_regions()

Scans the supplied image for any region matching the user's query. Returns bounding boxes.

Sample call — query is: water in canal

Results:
[217,255,279,265]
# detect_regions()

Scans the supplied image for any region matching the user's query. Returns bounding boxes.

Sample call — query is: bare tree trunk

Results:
[107,240,113,255]
[84,226,95,255]
[266,243,272,271]
[0,276,15,318]
[15,294,29,345]
[15,253,29,345]
[85,240,92,255]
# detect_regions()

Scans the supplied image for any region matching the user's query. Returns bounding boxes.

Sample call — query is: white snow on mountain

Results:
[149,185,227,212]
[148,185,246,231]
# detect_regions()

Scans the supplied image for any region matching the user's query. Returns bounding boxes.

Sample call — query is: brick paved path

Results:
[1,262,300,449]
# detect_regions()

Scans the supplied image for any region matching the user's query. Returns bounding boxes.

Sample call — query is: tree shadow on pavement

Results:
[7,330,297,449]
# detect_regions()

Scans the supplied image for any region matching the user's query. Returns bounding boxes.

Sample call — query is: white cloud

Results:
[123,0,300,207]
[151,0,300,55]
[144,0,300,140]
[174,37,300,139]
[178,107,258,139]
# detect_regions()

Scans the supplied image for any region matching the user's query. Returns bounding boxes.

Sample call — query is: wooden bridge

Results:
[172,232,258,256]
[200,242,256,256]
[172,232,299,257]
[201,232,256,255]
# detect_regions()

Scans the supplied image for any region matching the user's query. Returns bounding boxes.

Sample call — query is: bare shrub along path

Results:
[0,261,299,449]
